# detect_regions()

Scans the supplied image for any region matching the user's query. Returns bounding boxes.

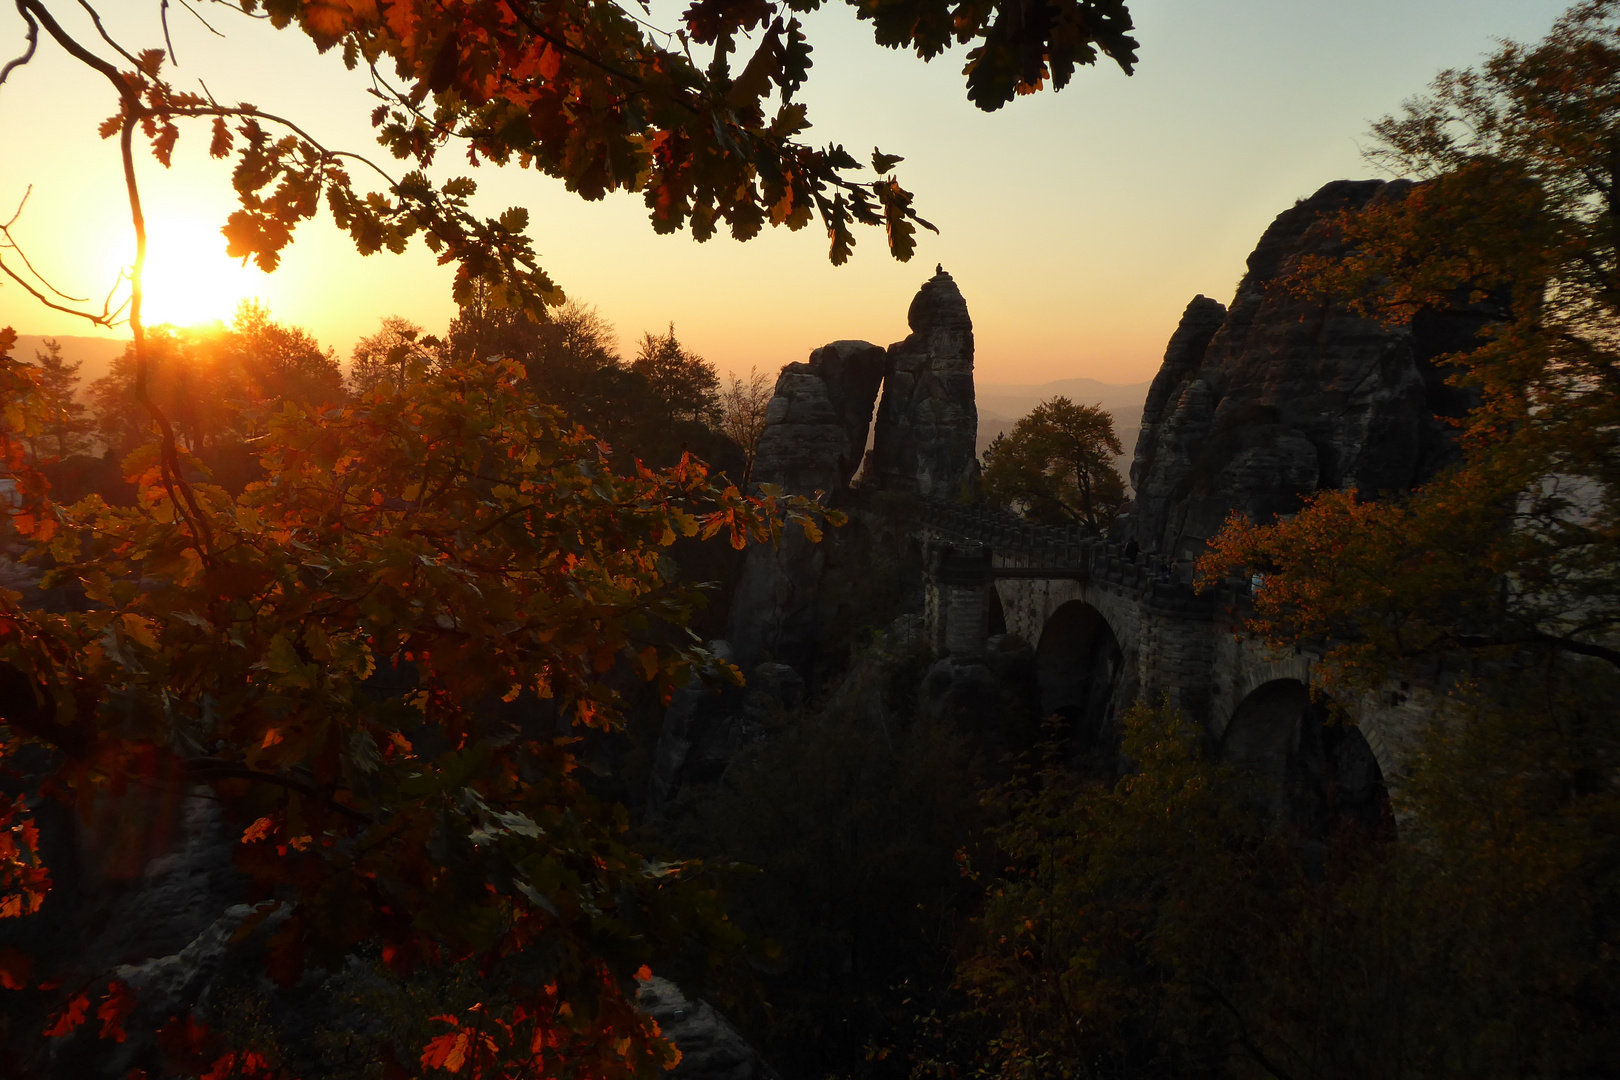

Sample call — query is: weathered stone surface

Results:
[1127,179,1467,562]
[85,794,243,966]
[725,526,828,676]
[866,267,978,498]
[728,273,974,676]
[647,647,809,815]
[745,662,806,717]
[1129,294,1227,495]
[647,642,746,816]
[917,631,1039,740]
[636,976,777,1080]
[116,901,292,1031]
[16,792,252,1078]
[729,342,889,674]
[751,340,887,493]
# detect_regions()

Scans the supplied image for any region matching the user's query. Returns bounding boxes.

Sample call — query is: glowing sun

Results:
[113,215,268,328]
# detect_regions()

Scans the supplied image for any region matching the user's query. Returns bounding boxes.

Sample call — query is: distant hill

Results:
[976,377,1152,471]
[11,334,128,392]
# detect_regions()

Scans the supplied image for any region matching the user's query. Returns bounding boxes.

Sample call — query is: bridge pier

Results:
[928,544,993,657]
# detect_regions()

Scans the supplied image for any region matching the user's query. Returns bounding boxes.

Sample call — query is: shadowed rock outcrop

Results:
[646,649,805,816]
[636,976,778,1080]
[727,342,887,672]
[750,340,887,493]
[866,267,978,498]
[1129,294,1227,496]
[1126,179,1472,562]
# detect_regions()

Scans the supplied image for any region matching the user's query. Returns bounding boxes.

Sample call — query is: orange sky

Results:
[0,0,1574,386]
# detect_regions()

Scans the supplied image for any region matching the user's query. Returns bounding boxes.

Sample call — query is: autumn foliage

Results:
[0,334,830,1076]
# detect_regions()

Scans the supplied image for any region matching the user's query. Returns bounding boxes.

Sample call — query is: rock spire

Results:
[866,267,979,498]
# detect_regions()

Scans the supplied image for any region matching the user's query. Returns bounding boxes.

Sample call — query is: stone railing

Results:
[915,499,1193,591]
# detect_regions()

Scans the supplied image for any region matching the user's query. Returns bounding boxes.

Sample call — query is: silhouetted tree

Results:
[719,367,775,485]
[350,316,445,395]
[632,325,721,426]
[91,307,343,458]
[225,301,344,412]
[981,396,1124,532]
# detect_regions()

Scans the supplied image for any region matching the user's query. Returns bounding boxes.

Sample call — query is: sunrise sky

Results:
[0,0,1574,385]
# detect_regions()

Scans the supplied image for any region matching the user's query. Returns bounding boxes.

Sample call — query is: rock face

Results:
[1129,294,1227,496]
[750,340,887,493]
[647,648,806,815]
[728,342,888,672]
[866,267,978,498]
[1126,179,1474,562]
[636,976,777,1080]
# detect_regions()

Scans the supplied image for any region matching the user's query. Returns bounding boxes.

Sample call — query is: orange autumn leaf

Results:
[96,980,137,1043]
[42,992,90,1038]
[421,1029,470,1072]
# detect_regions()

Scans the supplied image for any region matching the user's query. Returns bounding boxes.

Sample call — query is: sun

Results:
[108,215,268,328]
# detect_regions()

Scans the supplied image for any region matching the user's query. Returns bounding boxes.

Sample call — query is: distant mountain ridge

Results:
[976,376,1151,463]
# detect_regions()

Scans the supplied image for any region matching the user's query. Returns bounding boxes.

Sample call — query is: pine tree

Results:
[30,339,91,462]
[631,325,721,426]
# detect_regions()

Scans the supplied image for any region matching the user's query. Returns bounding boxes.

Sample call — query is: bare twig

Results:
[22,0,129,90]
[20,0,217,553]
[0,259,105,318]
[118,109,215,555]
[1,187,92,303]
[0,183,25,230]
[160,0,177,63]
[201,0,267,19]
[75,0,141,68]
[174,0,224,39]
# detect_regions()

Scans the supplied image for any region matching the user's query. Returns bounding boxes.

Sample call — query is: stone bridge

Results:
[917,497,1424,830]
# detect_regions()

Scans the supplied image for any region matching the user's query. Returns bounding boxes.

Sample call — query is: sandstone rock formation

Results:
[726,342,887,673]
[1126,179,1476,562]
[866,266,978,498]
[1128,294,1227,496]
[750,340,886,493]
[726,271,971,674]
[635,976,777,1080]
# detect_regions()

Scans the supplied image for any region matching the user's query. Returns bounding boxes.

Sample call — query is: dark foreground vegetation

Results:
[0,0,1618,1078]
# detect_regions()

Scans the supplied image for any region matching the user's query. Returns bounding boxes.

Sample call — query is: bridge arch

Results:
[1035,599,1127,749]
[987,583,1008,637]
[1220,677,1392,839]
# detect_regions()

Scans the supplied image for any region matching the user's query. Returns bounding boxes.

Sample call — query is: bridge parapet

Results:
[916,500,1214,643]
